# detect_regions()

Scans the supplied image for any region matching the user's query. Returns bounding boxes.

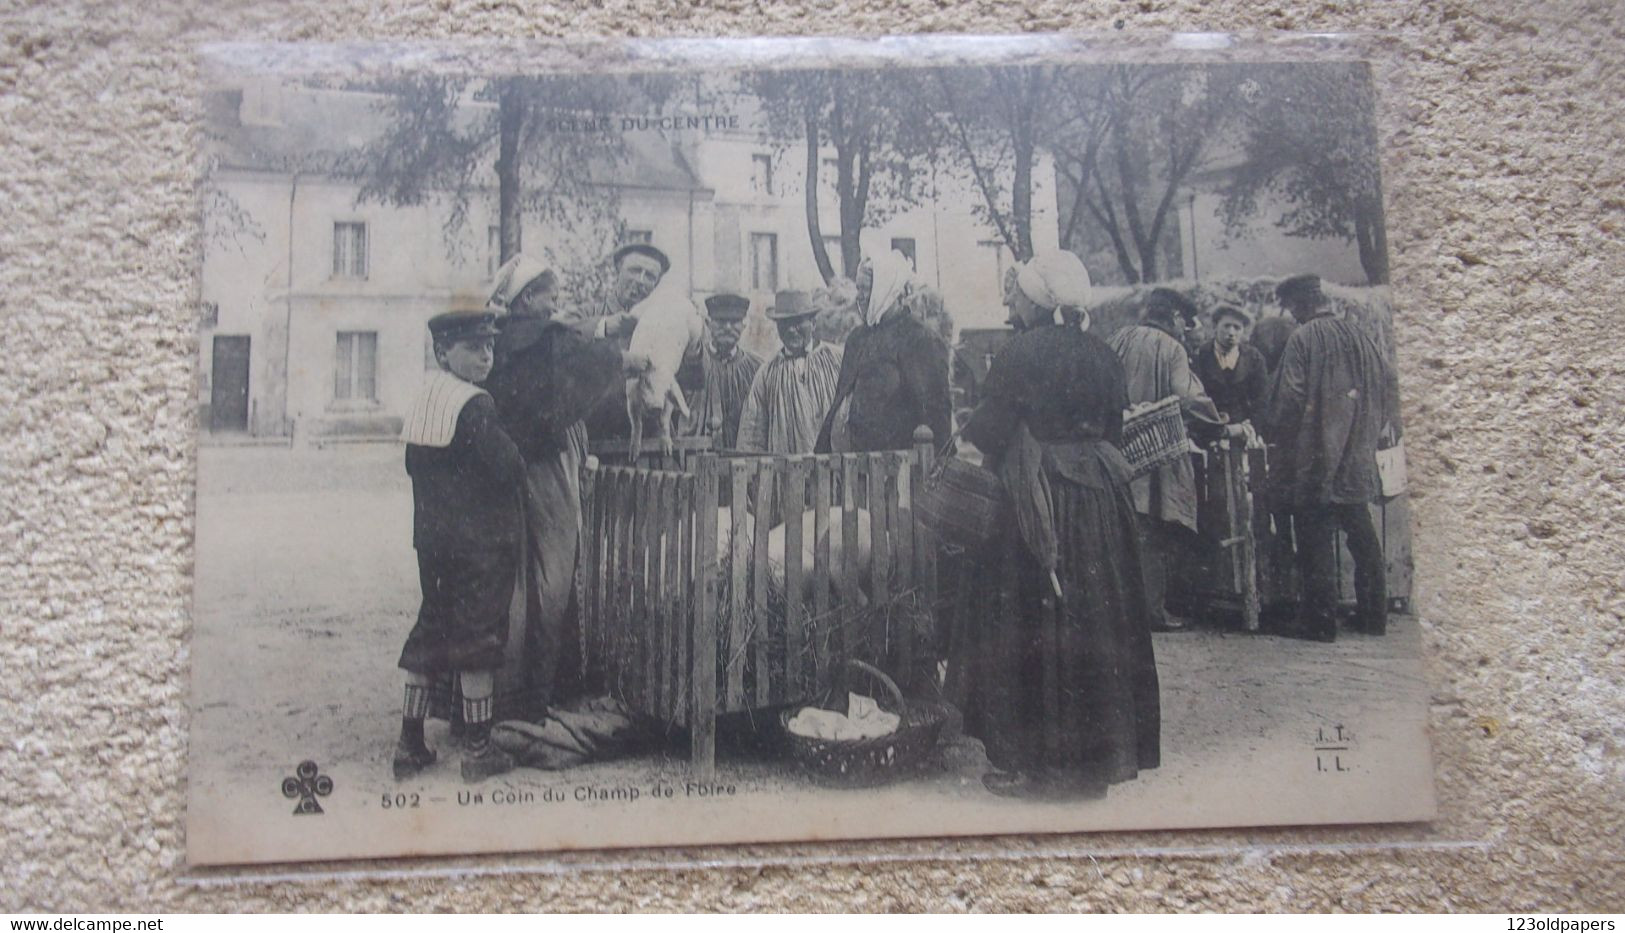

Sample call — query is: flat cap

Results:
[1211,303,1254,327]
[428,308,500,342]
[611,242,671,275]
[1275,274,1326,308]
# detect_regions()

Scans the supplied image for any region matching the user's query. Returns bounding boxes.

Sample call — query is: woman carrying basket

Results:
[954,251,1161,800]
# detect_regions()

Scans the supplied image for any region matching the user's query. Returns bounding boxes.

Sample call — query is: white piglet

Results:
[625,293,706,460]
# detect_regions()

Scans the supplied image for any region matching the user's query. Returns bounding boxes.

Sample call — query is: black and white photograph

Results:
[188,38,1434,866]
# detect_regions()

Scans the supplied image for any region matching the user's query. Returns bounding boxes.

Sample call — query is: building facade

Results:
[200,81,1052,442]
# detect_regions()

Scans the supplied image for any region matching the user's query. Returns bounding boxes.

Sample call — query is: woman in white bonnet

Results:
[1016,249,1093,330]
[814,250,953,454]
[952,249,1161,800]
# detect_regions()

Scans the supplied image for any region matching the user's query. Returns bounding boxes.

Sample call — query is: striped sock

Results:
[462,695,494,754]
[402,684,430,721]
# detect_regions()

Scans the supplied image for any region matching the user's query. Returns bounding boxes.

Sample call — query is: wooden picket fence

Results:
[579,432,940,775]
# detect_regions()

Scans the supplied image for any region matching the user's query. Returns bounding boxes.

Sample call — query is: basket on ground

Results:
[780,659,956,788]
[1121,396,1189,478]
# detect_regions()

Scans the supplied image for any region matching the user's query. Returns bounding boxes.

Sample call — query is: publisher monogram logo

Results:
[281,760,334,815]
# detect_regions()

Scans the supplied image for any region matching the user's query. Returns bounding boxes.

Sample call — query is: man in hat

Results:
[680,293,763,450]
[483,254,626,715]
[1109,287,1223,632]
[1264,273,1399,641]
[395,307,524,782]
[736,290,844,455]
[1193,303,1270,426]
[556,242,701,443]
[555,242,672,345]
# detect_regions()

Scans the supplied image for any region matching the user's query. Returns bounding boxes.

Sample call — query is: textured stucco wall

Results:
[1,0,1620,912]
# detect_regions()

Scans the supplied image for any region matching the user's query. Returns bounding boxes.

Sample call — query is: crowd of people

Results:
[387,238,1401,797]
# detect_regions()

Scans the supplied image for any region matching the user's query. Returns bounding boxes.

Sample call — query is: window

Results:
[750,154,774,195]
[333,222,367,279]
[623,228,653,245]
[750,233,779,292]
[487,225,501,278]
[890,237,918,271]
[334,331,378,402]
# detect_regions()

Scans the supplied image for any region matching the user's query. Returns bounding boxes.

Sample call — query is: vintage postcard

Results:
[189,36,1433,866]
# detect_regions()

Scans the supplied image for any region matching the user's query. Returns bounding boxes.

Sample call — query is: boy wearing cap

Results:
[394,309,525,782]
[681,293,763,450]
[1193,304,1269,426]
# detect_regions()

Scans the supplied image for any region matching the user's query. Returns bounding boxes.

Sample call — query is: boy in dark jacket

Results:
[394,308,525,782]
[1193,303,1269,426]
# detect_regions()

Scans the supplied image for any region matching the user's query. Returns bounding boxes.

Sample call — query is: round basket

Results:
[779,660,956,788]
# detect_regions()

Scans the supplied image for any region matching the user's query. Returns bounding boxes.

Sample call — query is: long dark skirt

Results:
[950,463,1161,788]
[491,427,591,722]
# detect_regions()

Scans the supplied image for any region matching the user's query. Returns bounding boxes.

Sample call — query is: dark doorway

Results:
[210,335,250,432]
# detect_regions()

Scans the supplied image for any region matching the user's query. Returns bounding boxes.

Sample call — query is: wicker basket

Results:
[1121,396,1189,478]
[917,454,1006,550]
[780,660,956,788]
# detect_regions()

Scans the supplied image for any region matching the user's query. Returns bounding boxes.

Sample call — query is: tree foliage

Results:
[926,64,1081,263]
[1218,62,1389,284]
[1051,64,1244,285]
[352,73,676,304]
[747,67,937,283]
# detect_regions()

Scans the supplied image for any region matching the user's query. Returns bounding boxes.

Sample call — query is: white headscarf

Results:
[1016,250,1093,330]
[487,253,552,310]
[860,250,917,327]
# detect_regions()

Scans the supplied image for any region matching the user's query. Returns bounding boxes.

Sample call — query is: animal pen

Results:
[579,433,942,775]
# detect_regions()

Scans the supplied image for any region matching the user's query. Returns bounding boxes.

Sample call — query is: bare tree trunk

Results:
[848,136,872,274]
[1355,199,1390,284]
[1089,162,1141,283]
[837,146,861,278]
[1115,135,1157,281]
[936,70,1021,262]
[1012,131,1034,262]
[830,91,864,279]
[804,111,835,284]
[496,81,524,264]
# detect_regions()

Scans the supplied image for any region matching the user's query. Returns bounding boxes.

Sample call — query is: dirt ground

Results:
[188,443,1433,864]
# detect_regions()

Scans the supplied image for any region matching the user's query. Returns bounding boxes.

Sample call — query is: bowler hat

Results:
[704,293,751,321]
[428,308,500,343]
[1275,274,1326,309]
[766,290,815,321]
[611,242,671,275]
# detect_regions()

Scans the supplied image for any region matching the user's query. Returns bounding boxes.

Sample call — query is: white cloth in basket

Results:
[787,693,901,741]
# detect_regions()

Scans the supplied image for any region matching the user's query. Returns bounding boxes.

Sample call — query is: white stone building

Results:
[200,80,1055,442]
